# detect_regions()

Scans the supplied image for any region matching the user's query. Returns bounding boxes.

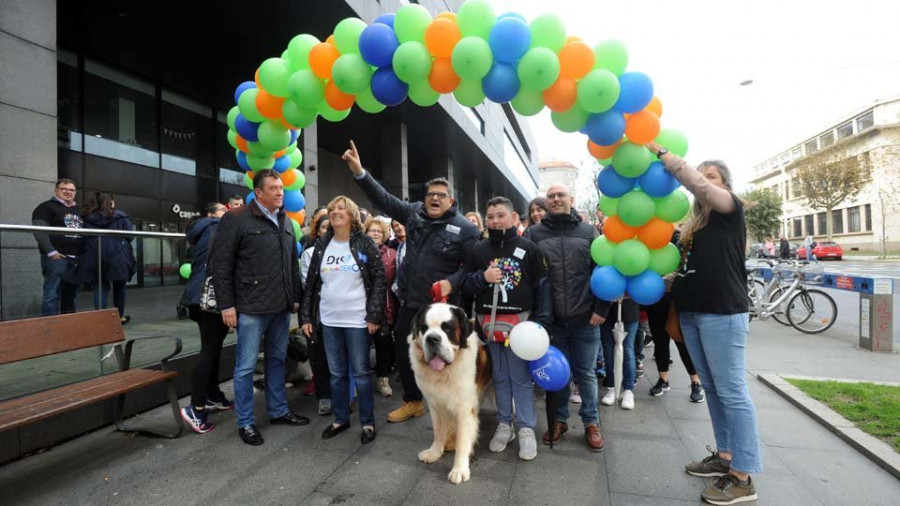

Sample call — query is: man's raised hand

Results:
[342,140,363,176]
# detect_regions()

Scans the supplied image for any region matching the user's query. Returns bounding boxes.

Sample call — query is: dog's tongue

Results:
[429,356,446,372]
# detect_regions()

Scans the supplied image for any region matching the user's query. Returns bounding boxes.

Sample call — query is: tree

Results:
[794,154,866,239]
[742,187,783,241]
[874,176,900,258]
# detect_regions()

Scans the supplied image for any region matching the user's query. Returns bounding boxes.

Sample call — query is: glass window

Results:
[57,49,82,151]
[848,206,861,232]
[160,90,213,177]
[836,122,853,140]
[83,59,159,167]
[819,131,834,148]
[857,110,874,131]
[791,147,803,160]
[793,218,802,238]
[817,212,827,235]
[503,130,538,196]
[832,209,844,234]
[219,168,245,186]
[780,153,791,166]
[791,177,800,198]
[865,204,872,231]
[804,139,818,155]
[804,214,814,236]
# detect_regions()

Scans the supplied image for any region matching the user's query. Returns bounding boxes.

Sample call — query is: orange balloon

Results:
[254,68,261,88]
[309,42,340,79]
[587,138,622,159]
[324,80,355,110]
[273,148,287,158]
[428,57,461,93]
[287,209,306,226]
[543,77,577,112]
[255,88,285,120]
[425,17,461,58]
[281,169,297,187]
[565,35,582,43]
[236,135,249,153]
[279,117,295,129]
[436,12,457,21]
[246,170,254,182]
[558,41,594,79]
[646,96,663,118]
[326,34,335,46]
[603,216,638,243]
[637,218,675,249]
[625,110,661,144]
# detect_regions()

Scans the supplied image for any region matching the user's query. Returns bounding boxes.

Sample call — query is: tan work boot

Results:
[386,400,426,423]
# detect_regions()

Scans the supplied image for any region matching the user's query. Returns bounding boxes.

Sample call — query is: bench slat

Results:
[0,310,124,365]
[0,368,177,432]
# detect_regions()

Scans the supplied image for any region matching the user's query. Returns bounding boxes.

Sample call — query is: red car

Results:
[797,241,843,260]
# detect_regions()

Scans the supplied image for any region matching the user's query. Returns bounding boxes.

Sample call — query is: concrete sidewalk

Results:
[0,319,898,505]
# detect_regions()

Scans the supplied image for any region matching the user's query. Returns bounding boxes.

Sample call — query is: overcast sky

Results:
[488,0,900,200]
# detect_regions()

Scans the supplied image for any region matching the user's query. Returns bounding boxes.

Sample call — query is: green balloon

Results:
[247,154,275,170]
[356,87,386,113]
[593,40,629,76]
[451,37,493,80]
[393,41,433,84]
[453,79,485,107]
[598,157,612,166]
[334,18,367,55]
[611,141,652,178]
[577,69,620,113]
[517,47,559,91]
[617,190,656,227]
[179,263,192,279]
[529,13,566,52]
[394,4,432,43]
[257,121,291,151]
[226,106,240,131]
[551,105,589,133]
[649,243,681,276]
[332,54,372,94]
[654,129,689,157]
[614,239,650,277]
[284,169,304,191]
[247,141,274,157]
[287,69,325,109]
[238,88,265,122]
[598,195,619,216]
[282,99,318,128]
[227,129,239,150]
[291,218,302,239]
[511,88,544,116]
[283,141,298,155]
[456,0,496,40]
[244,172,254,190]
[591,236,616,266]
[318,101,351,123]
[289,149,304,169]
[258,58,293,97]
[409,80,440,107]
[654,190,690,222]
[287,34,320,70]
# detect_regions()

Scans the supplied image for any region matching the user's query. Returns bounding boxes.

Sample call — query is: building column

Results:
[301,124,319,213]
[380,123,408,201]
[462,176,480,214]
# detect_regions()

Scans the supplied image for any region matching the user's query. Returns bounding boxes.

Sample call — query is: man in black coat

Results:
[211,170,308,446]
[341,141,480,424]
[31,178,83,315]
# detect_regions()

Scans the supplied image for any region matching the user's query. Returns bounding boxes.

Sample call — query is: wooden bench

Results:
[0,309,184,438]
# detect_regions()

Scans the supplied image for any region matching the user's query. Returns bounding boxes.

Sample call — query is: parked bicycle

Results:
[746,259,837,334]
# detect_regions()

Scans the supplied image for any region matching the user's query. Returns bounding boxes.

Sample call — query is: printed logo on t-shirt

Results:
[493,256,523,292]
[323,254,360,273]
[64,213,83,229]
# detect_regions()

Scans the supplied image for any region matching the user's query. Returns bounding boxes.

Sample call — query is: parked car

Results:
[748,243,765,259]
[797,241,843,260]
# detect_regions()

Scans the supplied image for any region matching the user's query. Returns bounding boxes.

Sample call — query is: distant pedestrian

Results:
[300,212,333,415]
[227,195,244,209]
[32,179,83,315]
[364,217,398,398]
[764,238,775,258]
[779,237,790,259]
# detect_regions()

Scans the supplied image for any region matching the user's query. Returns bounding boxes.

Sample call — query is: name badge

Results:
[513,247,526,259]
[446,224,461,235]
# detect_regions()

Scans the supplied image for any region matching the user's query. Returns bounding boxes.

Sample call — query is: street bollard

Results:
[858,279,894,352]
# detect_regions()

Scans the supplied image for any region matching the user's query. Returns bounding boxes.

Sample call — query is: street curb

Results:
[757,373,900,480]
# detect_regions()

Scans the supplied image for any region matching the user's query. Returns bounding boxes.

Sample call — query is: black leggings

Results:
[307,327,332,401]
[374,324,395,377]
[188,306,230,407]
[394,305,423,402]
[646,297,697,376]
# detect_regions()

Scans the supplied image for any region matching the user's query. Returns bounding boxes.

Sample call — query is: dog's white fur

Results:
[409,303,488,485]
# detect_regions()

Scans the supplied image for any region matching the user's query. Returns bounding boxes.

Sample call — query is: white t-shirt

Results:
[300,246,315,285]
[318,239,367,328]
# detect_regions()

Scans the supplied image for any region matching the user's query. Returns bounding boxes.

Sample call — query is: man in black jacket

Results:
[524,184,607,453]
[31,178,83,315]
[211,169,308,446]
[342,141,480,424]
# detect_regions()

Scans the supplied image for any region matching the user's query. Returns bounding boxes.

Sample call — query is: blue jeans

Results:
[233,312,291,428]
[322,325,375,427]
[552,323,602,425]
[680,312,762,474]
[40,256,78,316]
[488,341,537,429]
[600,321,637,391]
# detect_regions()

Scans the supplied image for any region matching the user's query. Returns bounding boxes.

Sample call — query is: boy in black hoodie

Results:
[462,197,550,461]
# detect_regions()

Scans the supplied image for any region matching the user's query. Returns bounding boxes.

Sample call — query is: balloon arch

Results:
[224,0,691,307]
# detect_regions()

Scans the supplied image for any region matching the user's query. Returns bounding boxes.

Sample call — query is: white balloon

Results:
[509,321,550,361]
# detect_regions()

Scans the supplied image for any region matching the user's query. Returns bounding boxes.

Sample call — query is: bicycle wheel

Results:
[767,286,791,326]
[786,289,837,334]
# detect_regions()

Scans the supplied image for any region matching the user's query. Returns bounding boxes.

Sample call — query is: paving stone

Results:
[603,435,699,502]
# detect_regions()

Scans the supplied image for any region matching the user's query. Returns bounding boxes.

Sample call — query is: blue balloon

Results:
[591,265,627,301]
[585,110,626,146]
[234,114,260,142]
[638,161,680,198]
[273,155,291,173]
[233,81,256,105]
[482,63,520,103]
[374,13,396,28]
[245,191,256,204]
[236,151,250,171]
[489,17,531,64]
[289,129,299,145]
[371,67,408,106]
[497,12,527,22]
[626,270,666,305]
[359,23,399,68]
[283,189,306,213]
[615,72,654,114]
[596,165,635,198]
[529,345,570,392]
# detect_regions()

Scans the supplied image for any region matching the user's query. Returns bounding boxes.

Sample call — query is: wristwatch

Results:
[656,147,668,158]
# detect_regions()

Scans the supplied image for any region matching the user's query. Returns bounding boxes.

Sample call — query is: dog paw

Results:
[418,448,443,463]
[448,466,470,484]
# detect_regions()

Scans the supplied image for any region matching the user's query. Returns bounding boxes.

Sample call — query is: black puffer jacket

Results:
[355,171,480,309]
[524,210,603,325]
[210,201,302,315]
[300,230,386,326]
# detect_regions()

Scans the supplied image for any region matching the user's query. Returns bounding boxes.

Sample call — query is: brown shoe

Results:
[542,421,568,445]
[386,400,426,423]
[585,424,605,452]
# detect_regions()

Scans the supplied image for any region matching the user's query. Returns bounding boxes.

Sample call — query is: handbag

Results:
[199,274,220,313]
[664,300,684,343]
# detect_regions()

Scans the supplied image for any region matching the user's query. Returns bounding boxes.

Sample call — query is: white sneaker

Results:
[518,428,537,461]
[569,383,582,403]
[375,377,392,397]
[489,423,516,452]
[621,390,635,410]
[601,387,617,406]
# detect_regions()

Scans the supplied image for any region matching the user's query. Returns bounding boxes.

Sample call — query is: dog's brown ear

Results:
[450,306,472,348]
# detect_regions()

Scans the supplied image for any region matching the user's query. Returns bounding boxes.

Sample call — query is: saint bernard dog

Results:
[408,303,492,484]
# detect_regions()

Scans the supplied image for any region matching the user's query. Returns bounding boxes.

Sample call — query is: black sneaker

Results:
[690,382,706,403]
[649,378,670,397]
[636,360,645,378]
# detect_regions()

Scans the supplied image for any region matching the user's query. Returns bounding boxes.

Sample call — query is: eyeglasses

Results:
[425,191,450,200]
[57,188,76,193]
[546,192,569,200]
